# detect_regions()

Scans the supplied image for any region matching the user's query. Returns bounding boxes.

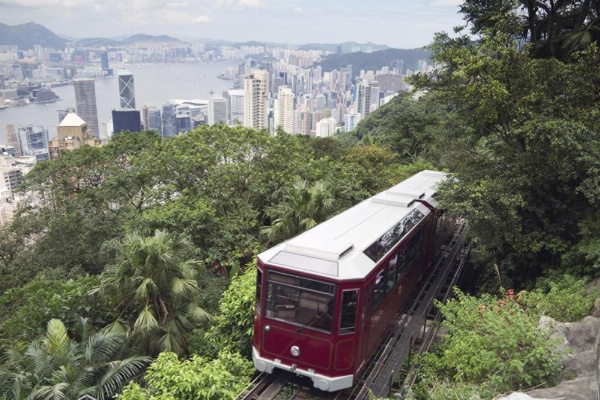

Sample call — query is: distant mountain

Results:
[0,22,67,50]
[121,34,183,45]
[77,37,119,47]
[298,41,390,53]
[314,48,430,77]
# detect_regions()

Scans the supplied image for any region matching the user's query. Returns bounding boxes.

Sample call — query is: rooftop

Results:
[59,112,86,127]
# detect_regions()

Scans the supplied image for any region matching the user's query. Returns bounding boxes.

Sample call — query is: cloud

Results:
[193,15,211,23]
[293,7,303,13]
[236,0,265,8]
[0,0,93,8]
[429,0,463,6]
[120,8,211,26]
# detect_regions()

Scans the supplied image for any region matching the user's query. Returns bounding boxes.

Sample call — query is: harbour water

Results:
[0,61,240,144]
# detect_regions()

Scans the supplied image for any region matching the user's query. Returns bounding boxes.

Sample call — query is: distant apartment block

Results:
[208,97,227,125]
[243,70,269,130]
[274,86,294,134]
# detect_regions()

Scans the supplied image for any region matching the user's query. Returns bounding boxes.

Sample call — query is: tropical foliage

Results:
[412,16,600,287]
[99,230,211,356]
[262,179,336,242]
[413,289,563,399]
[0,319,149,400]
[0,276,112,349]
[204,263,257,357]
[118,351,253,400]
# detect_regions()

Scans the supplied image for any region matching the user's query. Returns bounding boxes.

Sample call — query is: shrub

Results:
[413,288,562,399]
[119,350,254,400]
[517,274,598,322]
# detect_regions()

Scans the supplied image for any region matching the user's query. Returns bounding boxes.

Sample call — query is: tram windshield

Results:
[265,271,335,333]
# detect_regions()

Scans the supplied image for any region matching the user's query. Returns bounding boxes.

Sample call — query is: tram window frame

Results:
[256,269,263,311]
[339,289,359,335]
[396,227,424,280]
[372,266,388,311]
[265,271,336,334]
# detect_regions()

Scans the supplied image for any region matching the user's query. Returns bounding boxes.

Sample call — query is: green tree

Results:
[413,26,600,285]
[0,319,149,400]
[0,276,113,349]
[99,230,211,356]
[262,179,336,242]
[202,263,257,357]
[342,145,400,194]
[460,0,600,59]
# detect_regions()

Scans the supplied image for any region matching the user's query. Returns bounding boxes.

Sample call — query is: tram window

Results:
[373,268,387,311]
[265,271,335,333]
[256,269,263,310]
[340,290,359,334]
[386,258,397,290]
[396,228,425,278]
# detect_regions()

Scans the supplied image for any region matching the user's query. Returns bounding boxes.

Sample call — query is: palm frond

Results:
[187,303,212,324]
[95,356,150,400]
[133,306,159,334]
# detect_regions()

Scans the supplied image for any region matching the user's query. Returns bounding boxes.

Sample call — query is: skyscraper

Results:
[73,78,100,138]
[227,89,245,125]
[273,86,294,134]
[243,70,269,130]
[208,97,227,125]
[162,102,178,138]
[112,109,141,134]
[142,105,162,135]
[100,52,109,70]
[118,69,136,109]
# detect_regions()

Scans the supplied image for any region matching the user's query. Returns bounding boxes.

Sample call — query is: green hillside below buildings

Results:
[314,48,430,77]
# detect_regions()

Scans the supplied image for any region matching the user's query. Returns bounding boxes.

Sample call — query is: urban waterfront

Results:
[0,62,239,144]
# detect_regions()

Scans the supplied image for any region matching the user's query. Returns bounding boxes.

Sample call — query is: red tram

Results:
[252,170,455,391]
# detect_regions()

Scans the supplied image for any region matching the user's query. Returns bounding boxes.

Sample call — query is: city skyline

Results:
[0,0,465,49]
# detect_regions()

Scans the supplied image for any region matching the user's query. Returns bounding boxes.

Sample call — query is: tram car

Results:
[252,170,455,392]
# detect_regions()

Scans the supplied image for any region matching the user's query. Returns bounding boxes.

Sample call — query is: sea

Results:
[0,61,240,144]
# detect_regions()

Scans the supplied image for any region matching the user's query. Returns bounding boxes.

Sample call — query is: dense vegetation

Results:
[313,48,431,77]
[2,1,600,398]
[0,126,423,398]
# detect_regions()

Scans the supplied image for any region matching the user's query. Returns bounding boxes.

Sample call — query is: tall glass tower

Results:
[118,69,136,109]
[73,78,100,138]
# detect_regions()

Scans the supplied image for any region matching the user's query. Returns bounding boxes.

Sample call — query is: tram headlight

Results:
[290,345,300,357]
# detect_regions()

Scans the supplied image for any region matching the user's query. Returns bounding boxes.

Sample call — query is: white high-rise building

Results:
[315,117,337,138]
[344,113,360,132]
[243,70,269,130]
[208,97,228,125]
[273,86,294,134]
[228,89,245,125]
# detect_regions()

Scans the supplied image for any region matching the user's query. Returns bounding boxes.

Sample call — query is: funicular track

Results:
[237,220,470,400]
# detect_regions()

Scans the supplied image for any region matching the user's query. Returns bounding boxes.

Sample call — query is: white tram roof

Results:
[259,170,447,281]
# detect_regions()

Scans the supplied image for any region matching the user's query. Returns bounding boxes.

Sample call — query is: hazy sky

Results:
[0,0,465,48]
